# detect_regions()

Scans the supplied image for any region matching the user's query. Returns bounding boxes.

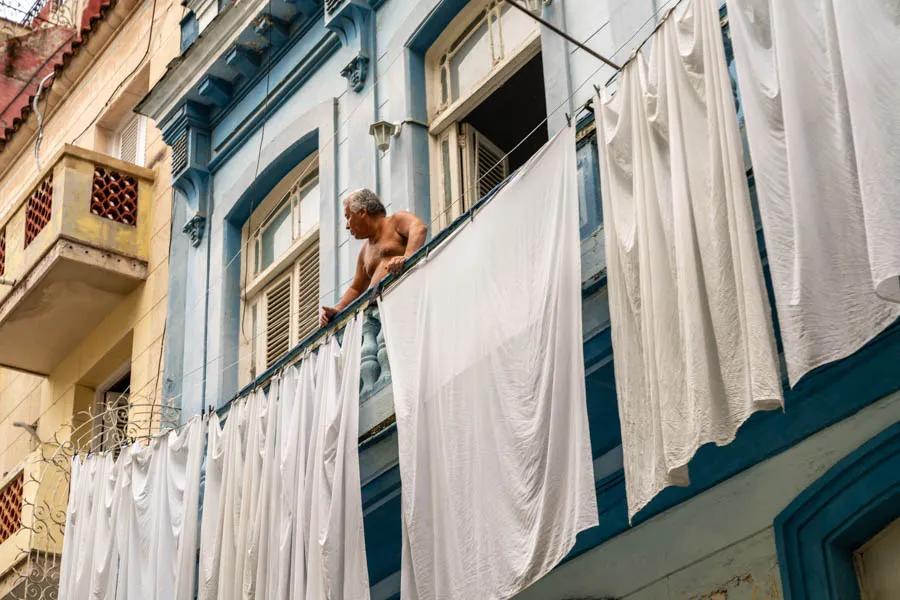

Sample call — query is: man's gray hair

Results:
[344,188,387,216]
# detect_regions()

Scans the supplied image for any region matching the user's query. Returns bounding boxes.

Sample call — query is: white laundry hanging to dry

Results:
[197,313,369,600]
[58,453,118,600]
[378,128,598,600]
[58,416,205,600]
[595,0,783,520]
[728,0,900,386]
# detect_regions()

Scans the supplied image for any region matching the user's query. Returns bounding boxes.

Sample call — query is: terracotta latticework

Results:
[91,167,138,226]
[0,471,23,544]
[24,175,53,247]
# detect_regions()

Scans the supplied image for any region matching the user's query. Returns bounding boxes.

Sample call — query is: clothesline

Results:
[129,0,681,420]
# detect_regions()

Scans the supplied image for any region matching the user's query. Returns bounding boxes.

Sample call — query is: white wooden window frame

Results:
[425,0,538,231]
[241,153,321,380]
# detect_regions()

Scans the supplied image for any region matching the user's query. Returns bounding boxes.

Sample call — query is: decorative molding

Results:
[325,0,374,93]
[183,213,207,247]
[340,52,370,93]
[774,421,900,600]
[225,45,261,80]
[198,76,233,107]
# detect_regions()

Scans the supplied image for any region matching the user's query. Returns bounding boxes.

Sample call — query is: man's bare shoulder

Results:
[388,210,425,229]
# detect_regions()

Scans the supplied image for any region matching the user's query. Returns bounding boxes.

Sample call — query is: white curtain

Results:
[58,453,118,600]
[115,416,205,600]
[301,314,370,599]
[378,129,598,600]
[198,313,369,600]
[728,0,900,385]
[595,0,783,520]
[58,417,205,600]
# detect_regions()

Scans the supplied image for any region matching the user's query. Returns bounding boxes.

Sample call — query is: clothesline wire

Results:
[604,0,684,87]
[162,4,685,418]
[62,0,683,452]
[170,0,645,329]
[168,0,664,348]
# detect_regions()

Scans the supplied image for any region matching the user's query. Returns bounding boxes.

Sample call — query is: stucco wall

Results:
[514,390,900,599]
[0,0,181,580]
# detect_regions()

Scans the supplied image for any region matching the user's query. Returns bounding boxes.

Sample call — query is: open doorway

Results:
[433,51,549,228]
[463,52,548,184]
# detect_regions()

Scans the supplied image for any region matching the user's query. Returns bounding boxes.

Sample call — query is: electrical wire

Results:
[157,1,684,413]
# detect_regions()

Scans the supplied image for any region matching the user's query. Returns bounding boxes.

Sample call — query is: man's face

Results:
[344,205,367,239]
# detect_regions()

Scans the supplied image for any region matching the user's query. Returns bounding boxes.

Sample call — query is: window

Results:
[426,0,545,232]
[0,471,23,545]
[115,114,147,166]
[242,153,320,379]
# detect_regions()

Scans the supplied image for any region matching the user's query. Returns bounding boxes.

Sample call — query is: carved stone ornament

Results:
[340,53,370,93]
[183,213,207,247]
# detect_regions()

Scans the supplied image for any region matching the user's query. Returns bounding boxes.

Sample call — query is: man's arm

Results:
[319,247,371,327]
[385,211,428,274]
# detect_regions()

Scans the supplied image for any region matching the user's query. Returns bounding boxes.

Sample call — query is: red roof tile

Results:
[0,0,114,149]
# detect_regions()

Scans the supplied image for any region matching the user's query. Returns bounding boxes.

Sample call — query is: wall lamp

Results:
[522,0,552,11]
[369,119,428,153]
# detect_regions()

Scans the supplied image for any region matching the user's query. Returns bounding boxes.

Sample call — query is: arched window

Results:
[240,152,320,380]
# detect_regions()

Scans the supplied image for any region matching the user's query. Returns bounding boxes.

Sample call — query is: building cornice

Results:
[135,0,271,123]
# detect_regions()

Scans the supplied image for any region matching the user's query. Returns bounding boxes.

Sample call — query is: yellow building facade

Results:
[0,0,181,594]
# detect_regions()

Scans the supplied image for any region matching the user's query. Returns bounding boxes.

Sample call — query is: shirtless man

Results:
[319,188,427,326]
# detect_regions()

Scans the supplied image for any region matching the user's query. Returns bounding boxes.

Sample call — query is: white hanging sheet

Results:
[302,313,370,599]
[59,417,204,600]
[378,128,598,600]
[115,416,206,600]
[728,0,900,385]
[197,314,369,600]
[258,366,300,599]
[58,453,118,600]
[198,401,247,600]
[595,0,783,519]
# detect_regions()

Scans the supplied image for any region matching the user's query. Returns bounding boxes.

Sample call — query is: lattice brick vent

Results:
[0,471,23,545]
[91,167,138,226]
[24,174,53,247]
[0,228,6,277]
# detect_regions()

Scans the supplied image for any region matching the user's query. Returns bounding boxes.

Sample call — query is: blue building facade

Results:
[138,1,900,597]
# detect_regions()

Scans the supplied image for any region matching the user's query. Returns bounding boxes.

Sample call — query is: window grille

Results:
[91,167,139,226]
[0,471,24,545]
[24,174,53,247]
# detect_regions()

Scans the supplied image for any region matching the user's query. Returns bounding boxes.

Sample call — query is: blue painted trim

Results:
[206,32,341,173]
[774,421,900,600]
[356,320,900,587]
[199,76,232,107]
[180,11,198,54]
[225,46,261,80]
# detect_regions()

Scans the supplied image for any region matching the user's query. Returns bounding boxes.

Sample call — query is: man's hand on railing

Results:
[319,306,338,327]
[384,256,405,276]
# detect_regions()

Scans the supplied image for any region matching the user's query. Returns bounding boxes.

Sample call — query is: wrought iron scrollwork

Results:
[7,399,180,599]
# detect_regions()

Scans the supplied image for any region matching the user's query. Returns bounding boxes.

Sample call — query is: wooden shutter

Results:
[460,123,509,208]
[295,240,319,343]
[117,115,145,166]
[265,275,292,367]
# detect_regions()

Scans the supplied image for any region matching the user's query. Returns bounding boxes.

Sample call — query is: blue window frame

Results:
[576,128,603,240]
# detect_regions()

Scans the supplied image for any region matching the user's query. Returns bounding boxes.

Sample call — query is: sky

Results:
[1,0,34,24]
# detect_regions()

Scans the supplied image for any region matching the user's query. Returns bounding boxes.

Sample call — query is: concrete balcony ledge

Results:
[0,145,154,375]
